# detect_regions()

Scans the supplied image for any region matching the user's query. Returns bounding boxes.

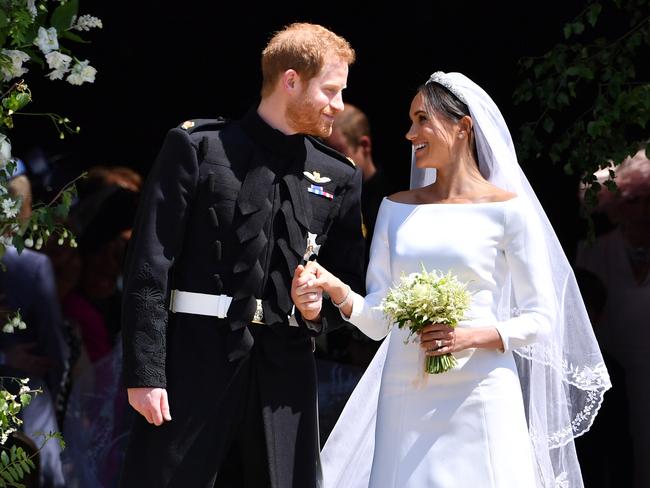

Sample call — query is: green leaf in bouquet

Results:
[10,234,24,254]
[2,92,31,113]
[53,203,68,219]
[50,0,79,32]
[60,30,89,43]
[0,9,8,29]
[18,394,30,408]
[9,9,36,48]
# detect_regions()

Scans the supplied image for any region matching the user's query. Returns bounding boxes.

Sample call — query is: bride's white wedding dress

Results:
[321,196,554,488]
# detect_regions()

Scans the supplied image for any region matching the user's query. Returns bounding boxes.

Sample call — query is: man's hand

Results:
[291,263,323,321]
[127,387,172,426]
[5,343,55,376]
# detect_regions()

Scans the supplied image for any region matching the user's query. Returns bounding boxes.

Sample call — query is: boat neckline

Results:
[383,195,519,206]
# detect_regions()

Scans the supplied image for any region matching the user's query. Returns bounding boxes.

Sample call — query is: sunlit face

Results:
[286,56,348,137]
[405,92,457,169]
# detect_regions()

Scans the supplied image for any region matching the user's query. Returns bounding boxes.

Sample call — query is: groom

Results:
[119,23,365,487]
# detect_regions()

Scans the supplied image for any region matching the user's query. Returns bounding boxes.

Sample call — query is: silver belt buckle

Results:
[251,299,265,325]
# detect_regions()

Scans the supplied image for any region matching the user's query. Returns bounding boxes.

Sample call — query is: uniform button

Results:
[214,240,222,260]
[213,274,223,292]
[208,206,219,228]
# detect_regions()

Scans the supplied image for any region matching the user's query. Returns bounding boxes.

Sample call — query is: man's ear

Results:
[359,135,372,157]
[282,69,301,94]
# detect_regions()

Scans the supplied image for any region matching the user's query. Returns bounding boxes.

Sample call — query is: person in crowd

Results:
[316,103,390,443]
[572,266,633,488]
[294,71,610,487]
[63,183,139,363]
[576,145,650,488]
[324,103,389,258]
[57,166,141,488]
[119,22,364,487]
[0,161,68,488]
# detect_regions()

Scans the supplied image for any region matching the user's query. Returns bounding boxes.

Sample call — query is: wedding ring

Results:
[435,339,443,349]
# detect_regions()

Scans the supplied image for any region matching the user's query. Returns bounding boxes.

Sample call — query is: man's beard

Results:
[286,93,333,137]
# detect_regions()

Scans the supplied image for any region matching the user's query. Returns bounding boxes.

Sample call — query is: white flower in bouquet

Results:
[71,14,103,31]
[0,50,30,81]
[2,197,20,219]
[2,313,26,334]
[0,134,11,169]
[26,0,37,18]
[34,26,59,55]
[66,59,96,85]
[382,265,471,374]
[45,51,72,80]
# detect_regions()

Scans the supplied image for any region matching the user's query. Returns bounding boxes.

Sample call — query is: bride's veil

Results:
[320,71,611,488]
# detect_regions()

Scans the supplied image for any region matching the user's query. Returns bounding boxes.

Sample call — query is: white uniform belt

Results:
[169,289,265,324]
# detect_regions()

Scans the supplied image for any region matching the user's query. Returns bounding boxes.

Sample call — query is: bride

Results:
[292,72,611,487]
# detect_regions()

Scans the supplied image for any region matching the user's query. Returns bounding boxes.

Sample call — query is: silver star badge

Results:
[303,232,321,261]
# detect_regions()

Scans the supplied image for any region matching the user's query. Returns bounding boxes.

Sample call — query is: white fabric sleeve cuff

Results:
[338,291,389,341]
[495,314,551,353]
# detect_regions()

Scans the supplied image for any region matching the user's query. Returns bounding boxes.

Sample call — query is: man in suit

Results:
[120,23,364,487]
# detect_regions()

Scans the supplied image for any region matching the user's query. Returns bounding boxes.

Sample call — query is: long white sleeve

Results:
[495,200,554,352]
[343,199,393,340]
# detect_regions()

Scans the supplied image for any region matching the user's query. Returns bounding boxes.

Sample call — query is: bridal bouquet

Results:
[381,265,471,374]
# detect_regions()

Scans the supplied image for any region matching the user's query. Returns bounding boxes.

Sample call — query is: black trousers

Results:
[120,322,317,488]
[213,352,270,487]
[120,351,271,488]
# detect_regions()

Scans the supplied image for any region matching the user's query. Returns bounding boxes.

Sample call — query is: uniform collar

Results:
[241,106,306,160]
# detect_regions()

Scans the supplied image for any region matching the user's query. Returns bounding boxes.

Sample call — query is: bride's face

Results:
[405,93,458,169]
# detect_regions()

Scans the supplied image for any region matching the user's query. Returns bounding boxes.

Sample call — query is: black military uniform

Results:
[119,108,365,488]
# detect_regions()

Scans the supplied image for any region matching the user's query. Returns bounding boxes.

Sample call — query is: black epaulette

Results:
[177,117,230,134]
[307,135,356,168]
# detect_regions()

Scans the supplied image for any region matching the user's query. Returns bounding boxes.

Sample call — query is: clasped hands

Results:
[290,260,351,320]
[290,261,325,321]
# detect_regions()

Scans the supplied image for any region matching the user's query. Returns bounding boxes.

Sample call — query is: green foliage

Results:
[0,0,101,261]
[0,442,37,488]
[0,2,100,483]
[514,0,650,224]
[50,0,78,32]
[0,379,39,445]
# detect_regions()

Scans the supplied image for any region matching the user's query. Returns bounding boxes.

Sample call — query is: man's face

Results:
[286,57,348,137]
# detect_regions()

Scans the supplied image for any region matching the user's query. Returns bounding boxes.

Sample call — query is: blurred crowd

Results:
[574,143,650,488]
[0,155,141,487]
[0,107,647,487]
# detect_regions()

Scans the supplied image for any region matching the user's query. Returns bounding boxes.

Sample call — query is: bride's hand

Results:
[419,323,472,355]
[303,261,337,294]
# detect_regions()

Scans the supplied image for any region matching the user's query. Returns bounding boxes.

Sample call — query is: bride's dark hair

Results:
[419,82,478,162]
